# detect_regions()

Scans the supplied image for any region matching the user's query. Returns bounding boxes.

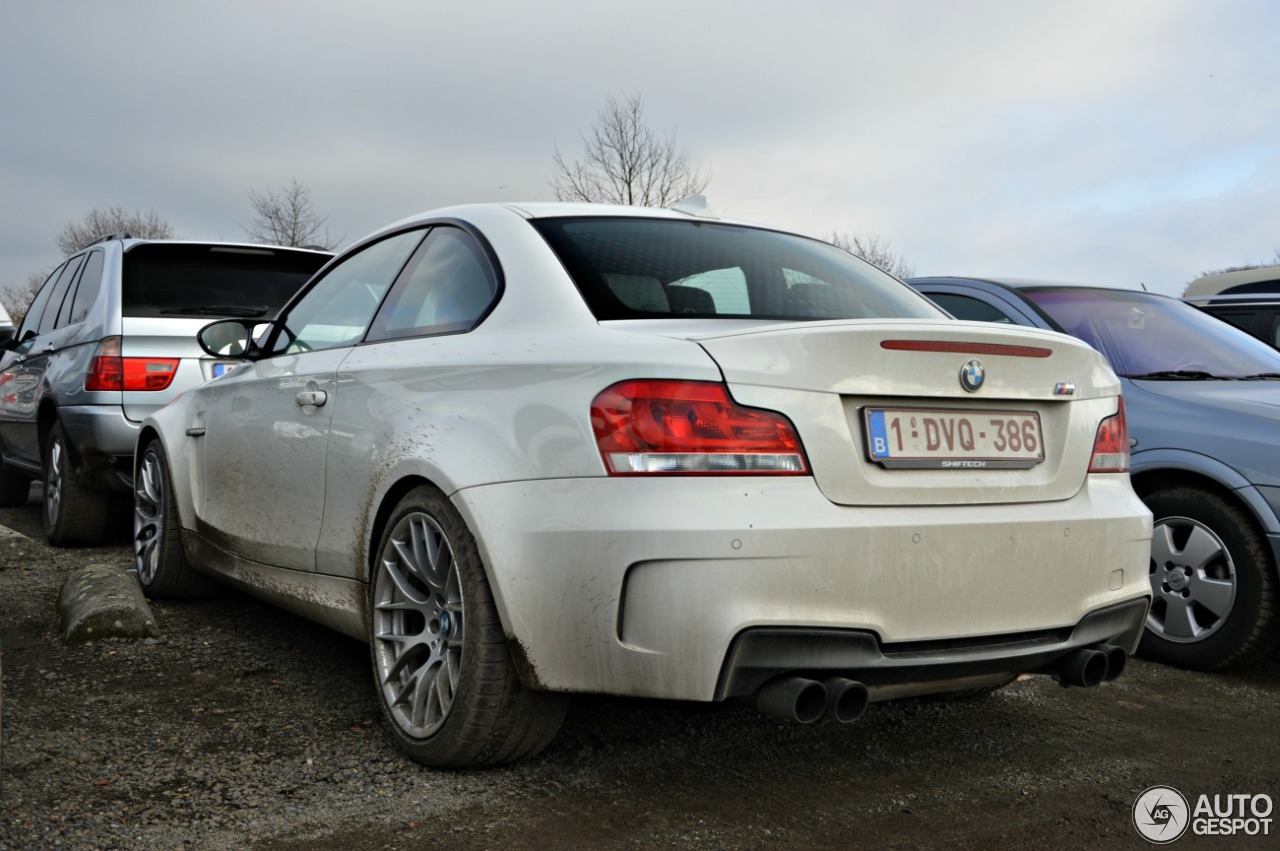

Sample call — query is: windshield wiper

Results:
[159,305,271,318]
[1124,370,1222,380]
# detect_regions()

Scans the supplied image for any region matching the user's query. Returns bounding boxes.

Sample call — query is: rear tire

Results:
[370,485,569,768]
[1138,487,1280,670]
[133,440,214,599]
[42,421,111,547]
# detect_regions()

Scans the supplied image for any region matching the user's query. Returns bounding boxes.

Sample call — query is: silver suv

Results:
[0,237,331,545]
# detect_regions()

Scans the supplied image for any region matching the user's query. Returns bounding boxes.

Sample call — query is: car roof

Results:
[115,239,333,256]
[364,199,762,243]
[1184,265,1280,298]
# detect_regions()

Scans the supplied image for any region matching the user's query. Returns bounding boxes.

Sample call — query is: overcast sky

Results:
[3,1,1278,299]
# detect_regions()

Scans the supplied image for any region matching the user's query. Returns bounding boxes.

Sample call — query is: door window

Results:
[66,251,105,325]
[15,262,67,346]
[926,292,1018,324]
[269,229,426,354]
[37,255,86,335]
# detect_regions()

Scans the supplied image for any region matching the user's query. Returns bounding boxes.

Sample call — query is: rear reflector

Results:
[1088,397,1129,473]
[591,379,809,475]
[881,340,1052,358]
[85,337,179,392]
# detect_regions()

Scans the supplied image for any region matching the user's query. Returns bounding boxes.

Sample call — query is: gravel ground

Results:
[4,491,1280,850]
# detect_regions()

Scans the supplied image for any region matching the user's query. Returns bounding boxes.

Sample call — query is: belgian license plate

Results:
[864,407,1044,469]
[211,362,236,378]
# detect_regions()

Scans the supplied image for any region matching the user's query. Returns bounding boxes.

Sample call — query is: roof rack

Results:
[76,233,135,251]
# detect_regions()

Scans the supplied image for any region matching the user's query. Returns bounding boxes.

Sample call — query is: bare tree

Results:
[827,231,914,280]
[55,206,174,256]
[551,92,711,208]
[243,179,336,249]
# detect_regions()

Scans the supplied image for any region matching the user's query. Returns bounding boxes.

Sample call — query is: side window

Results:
[16,262,67,344]
[38,255,86,334]
[271,229,426,355]
[66,251,105,325]
[926,292,1017,324]
[367,227,497,341]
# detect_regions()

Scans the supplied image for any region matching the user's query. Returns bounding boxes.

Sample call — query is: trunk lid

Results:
[686,318,1120,506]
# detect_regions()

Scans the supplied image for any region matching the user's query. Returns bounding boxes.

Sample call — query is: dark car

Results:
[908,276,1280,672]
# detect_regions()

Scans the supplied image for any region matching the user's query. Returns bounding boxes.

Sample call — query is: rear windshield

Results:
[530,217,941,321]
[122,244,330,319]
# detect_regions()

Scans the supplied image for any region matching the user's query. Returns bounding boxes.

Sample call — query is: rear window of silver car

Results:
[531,217,941,322]
[122,244,329,320]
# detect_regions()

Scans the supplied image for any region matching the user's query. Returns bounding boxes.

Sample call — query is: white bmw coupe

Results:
[132,200,1152,767]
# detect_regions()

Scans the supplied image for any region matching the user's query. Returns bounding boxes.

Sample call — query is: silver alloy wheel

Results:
[372,512,465,739]
[43,434,64,527]
[1147,515,1237,643]
[133,448,164,585]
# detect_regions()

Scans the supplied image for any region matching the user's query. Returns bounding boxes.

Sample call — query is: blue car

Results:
[908,276,1280,671]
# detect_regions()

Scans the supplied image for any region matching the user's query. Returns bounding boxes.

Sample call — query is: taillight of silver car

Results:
[84,336,179,392]
[1087,397,1130,473]
[591,379,810,475]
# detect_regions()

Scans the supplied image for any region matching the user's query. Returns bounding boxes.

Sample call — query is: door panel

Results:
[190,349,348,571]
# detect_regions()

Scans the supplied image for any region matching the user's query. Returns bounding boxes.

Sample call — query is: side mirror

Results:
[198,319,268,359]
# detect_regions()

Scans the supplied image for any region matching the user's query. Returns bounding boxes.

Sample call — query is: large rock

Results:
[58,563,160,642]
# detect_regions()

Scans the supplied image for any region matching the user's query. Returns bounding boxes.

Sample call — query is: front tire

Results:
[1138,487,1280,670]
[370,486,568,768]
[133,439,214,599]
[43,421,111,546]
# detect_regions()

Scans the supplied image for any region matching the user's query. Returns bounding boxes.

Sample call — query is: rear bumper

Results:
[716,598,1148,701]
[454,474,1153,702]
[57,405,138,490]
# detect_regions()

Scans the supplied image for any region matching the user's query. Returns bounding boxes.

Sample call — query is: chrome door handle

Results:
[295,390,328,407]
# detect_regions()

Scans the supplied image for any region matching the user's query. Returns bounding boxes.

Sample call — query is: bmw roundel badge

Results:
[960,359,985,392]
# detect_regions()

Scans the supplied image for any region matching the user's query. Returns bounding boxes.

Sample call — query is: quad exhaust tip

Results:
[756,644,1129,723]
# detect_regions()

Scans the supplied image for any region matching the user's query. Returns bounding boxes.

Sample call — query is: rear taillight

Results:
[590,379,809,475]
[85,337,179,392]
[1088,397,1129,473]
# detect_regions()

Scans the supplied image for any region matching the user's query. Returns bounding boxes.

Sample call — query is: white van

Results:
[0,302,14,344]
[1184,265,1280,348]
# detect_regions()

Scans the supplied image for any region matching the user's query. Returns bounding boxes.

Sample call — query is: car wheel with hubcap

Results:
[43,421,111,547]
[1139,487,1280,670]
[133,439,214,599]
[370,485,568,768]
